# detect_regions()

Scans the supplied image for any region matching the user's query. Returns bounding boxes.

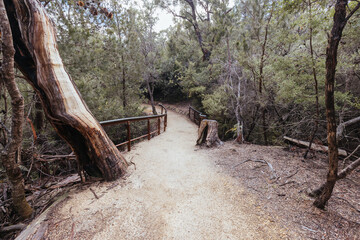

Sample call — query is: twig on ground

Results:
[70,222,75,240]
[284,169,299,179]
[301,225,318,232]
[234,158,278,180]
[89,188,99,199]
[279,180,297,187]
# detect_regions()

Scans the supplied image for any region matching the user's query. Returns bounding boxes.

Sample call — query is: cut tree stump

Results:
[196,120,223,147]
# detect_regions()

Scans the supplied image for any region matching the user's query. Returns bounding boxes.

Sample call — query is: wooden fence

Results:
[100,104,167,151]
[188,106,207,126]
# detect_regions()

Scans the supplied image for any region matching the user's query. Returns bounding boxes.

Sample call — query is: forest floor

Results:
[12,105,360,239]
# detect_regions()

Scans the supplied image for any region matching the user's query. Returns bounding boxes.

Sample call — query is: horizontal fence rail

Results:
[100,104,167,151]
[188,106,206,126]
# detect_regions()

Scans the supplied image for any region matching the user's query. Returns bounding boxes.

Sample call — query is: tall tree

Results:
[313,0,360,209]
[0,0,33,218]
[4,0,127,180]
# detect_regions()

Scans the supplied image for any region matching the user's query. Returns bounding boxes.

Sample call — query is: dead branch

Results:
[0,223,26,232]
[310,157,360,197]
[284,136,347,156]
[342,144,360,167]
[337,116,360,141]
[284,169,299,179]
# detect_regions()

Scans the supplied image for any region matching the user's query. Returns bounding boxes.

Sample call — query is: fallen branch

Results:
[342,144,360,167]
[284,136,347,156]
[337,116,360,141]
[0,223,27,232]
[309,157,360,197]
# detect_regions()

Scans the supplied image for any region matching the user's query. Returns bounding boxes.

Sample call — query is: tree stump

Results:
[196,120,223,147]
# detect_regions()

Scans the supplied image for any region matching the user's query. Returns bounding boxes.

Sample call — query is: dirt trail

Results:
[46,108,295,239]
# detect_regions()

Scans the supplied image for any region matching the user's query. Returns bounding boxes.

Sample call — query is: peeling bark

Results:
[4,0,127,180]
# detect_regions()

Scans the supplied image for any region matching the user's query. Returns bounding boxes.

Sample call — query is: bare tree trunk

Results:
[0,0,33,218]
[258,4,273,145]
[121,54,127,109]
[4,0,127,180]
[313,0,360,209]
[304,0,320,159]
[146,77,157,115]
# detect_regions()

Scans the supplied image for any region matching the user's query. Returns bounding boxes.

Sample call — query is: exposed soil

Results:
[11,106,360,239]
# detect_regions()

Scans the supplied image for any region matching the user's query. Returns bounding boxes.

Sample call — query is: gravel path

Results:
[46,108,292,239]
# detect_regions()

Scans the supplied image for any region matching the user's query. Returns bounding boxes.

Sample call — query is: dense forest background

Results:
[15,0,359,149]
[0,0,360,227]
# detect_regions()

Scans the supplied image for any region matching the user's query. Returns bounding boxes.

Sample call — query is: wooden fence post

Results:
[147,119,151,140]
[158,118,161,135]
[127,121,131,151]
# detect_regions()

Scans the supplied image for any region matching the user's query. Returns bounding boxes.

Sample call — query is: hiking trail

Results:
[44,108,294,239]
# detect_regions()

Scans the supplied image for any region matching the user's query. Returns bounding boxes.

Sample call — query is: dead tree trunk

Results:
[313,0,360,209]
[4,0,127,180]
[0,0,33,218]
[196,120,223,147]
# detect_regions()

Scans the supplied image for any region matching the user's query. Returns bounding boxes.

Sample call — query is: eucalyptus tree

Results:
[3,0,128,180]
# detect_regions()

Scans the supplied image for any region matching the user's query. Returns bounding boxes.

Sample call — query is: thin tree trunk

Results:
[313,0,360,209]
[4,0,127,180]
[146,77,157,115]
[0,0,33,218]
[34,93,44,132]
[258,4,273,145]
[121,54,127,109]
[304,0,320,159]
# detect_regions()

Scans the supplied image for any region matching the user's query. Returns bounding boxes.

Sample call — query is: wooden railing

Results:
[100,104,167,151]
[188,106,207,126]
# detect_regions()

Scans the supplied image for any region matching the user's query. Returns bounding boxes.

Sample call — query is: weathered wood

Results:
[196,120,223,147]
[4,0,127,180]
[284,136,347,157]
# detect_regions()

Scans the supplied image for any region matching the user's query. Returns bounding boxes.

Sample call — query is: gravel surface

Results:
[45,108,296,239]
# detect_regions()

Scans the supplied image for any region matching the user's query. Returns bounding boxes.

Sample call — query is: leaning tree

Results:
[3,0,128,180]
